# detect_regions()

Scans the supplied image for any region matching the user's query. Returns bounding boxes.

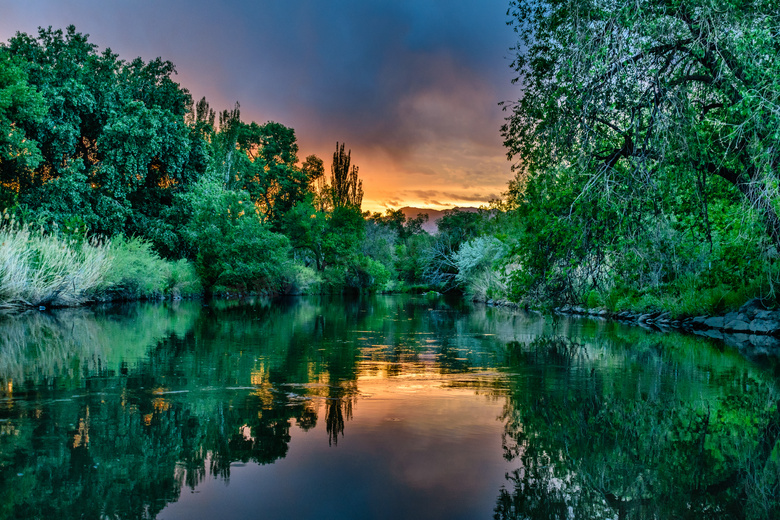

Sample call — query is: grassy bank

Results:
[0,219,201,308]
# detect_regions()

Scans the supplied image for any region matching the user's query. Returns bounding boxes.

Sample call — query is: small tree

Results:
[330,142,363,210]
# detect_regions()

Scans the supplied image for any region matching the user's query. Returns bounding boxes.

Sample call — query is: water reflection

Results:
[0,297,777,519]
[493,335,780,520]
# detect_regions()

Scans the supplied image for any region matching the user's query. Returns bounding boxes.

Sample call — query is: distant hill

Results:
[398,206,480,234]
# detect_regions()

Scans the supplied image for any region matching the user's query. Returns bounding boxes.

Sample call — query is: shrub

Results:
[346,257,391,292]
[0,218,110,307]
[0,218,198,307]
[168,259,202,298]
[285,263,323,294]
[453,236,508,300]
[100,236,171,300]
[181,176,291,292]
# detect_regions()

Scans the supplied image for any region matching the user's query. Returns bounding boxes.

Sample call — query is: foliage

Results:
[395,232,434,289]
[362,220,397,275]
[1,26,206,249]
[0,50,46,208]
[0,216,198,307]
[330,142,363,209]
[0,218,109,307]
[452,236,508,300]
[422,209,491,292]
[180,175,291,293]
[100,236,203,300]
[285,263,323,294]
[499,0,780,311]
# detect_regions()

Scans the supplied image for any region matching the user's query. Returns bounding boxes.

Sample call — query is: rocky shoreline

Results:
[552,298,780,357]
[481,296,780,357]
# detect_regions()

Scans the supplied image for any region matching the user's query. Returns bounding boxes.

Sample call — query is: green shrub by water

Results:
[0,219,201,308]
[0,219,109,307]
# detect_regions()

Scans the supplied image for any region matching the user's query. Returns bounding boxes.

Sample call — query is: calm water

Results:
[0,295,778,519]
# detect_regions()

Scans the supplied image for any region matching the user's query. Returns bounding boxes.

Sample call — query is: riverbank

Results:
[0,222,202,310]
[478,296,780,359]
[553,298,780,358]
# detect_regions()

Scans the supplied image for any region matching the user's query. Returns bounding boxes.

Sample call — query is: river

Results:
[0,295,777,519]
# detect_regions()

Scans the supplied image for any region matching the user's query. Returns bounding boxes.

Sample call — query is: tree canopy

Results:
[501,0,780,304]
[0,26,204,251]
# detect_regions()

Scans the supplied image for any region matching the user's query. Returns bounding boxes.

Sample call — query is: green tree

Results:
[330,142,363,209]
[502,0,780,305]
[281,195,329,271]
[423,209,488,291]
[211,109,320,231]
[2,26,206,252]
[180,175,290,292]
[0,50,46,208]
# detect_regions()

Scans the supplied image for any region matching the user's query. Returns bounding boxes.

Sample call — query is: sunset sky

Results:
[0,0,519,213]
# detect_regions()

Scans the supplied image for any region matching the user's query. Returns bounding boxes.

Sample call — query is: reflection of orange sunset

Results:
[281,369,513,507]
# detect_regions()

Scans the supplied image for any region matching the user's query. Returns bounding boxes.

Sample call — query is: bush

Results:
[285,263,323,294]
[0,218,199,307]
[346,257,391,292]
[168,259,202,298]
[100,236,171,300]
[453,236,508,300]
[181,176,291,292]
[0,219,109,307]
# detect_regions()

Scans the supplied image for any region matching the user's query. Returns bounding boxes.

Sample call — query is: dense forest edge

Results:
[2,1,780,322]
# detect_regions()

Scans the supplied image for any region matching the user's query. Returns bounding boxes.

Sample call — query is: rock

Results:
[750,335,780,349]
[701,329,725,340]
[691,316,708,326]
[730,333,752,344]
[723,312,739,324]
[754,310,775,320]
[749,319,780,334]
[638,313,653,323]
[724,319,751,333]
[598,309,609,316]
[738,298,772,320]
[703,317,725,329]
[572,306,586,314]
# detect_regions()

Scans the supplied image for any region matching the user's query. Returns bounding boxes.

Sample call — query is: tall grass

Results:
[0,219,109,307]
[0,218,201,308]
[101,236,201,301]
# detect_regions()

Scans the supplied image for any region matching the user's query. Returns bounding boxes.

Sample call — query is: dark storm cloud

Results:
[0,0,517,208]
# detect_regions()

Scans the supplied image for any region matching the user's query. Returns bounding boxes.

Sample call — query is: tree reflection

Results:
[0,297,376,517]
[494,337,780,520]
[325,381,358,446]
